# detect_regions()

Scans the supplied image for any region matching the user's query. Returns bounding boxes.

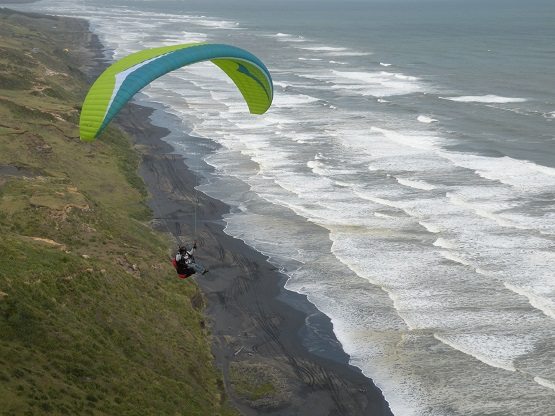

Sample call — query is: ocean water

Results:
[12,0,555,414]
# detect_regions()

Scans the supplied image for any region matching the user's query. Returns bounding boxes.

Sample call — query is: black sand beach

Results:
[118,102,393,415]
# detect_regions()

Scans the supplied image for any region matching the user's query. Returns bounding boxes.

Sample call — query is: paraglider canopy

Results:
[79,43,273,141]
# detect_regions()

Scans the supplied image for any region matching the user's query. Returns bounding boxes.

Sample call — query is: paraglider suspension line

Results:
[193,169,198,238]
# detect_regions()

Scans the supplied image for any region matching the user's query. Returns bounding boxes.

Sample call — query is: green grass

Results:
[229,362,279,403]
[0,9,238,416]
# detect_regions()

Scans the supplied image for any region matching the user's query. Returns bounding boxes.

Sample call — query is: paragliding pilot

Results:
[172,242,208,279]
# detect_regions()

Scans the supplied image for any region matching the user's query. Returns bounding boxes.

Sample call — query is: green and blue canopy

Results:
[79,43,273,141]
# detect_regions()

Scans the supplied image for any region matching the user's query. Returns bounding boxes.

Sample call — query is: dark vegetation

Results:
[0,8,236,415]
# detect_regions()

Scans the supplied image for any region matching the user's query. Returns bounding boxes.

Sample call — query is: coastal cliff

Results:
[0,9,236,415]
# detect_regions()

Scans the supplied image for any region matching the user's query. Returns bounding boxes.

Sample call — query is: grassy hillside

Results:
[0,9,235,415]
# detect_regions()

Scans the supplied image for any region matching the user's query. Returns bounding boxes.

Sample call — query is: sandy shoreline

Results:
[77,14,393,415]
[121,104,392,415]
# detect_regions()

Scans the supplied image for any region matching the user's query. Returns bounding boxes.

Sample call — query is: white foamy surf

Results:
[396,177,436,190]
[433,334,532,372]
[441,94,527,103]
[417,115,438,123]
[504,283,555,320]
[534,377,555,392]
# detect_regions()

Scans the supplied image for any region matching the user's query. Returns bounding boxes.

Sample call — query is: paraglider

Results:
[79,42,273,140]
[171,242,208,279]
[79,43,273,281]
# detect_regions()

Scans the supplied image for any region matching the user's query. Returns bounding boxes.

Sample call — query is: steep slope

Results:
[0,8,235,415]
